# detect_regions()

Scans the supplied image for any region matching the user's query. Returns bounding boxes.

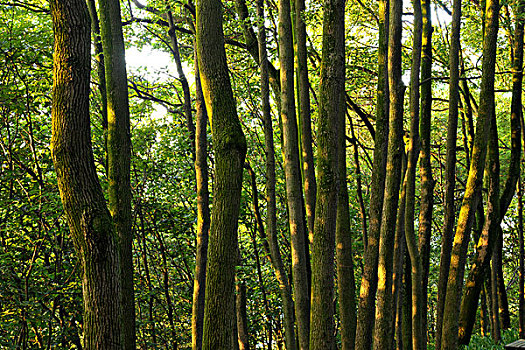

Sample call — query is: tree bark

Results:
[294,0,316,248]
[418,0,433,344]
[458,107,500,345]
[373,0,405,348]
[404,0,424,347]
[435,0,461,347]
[256,0,297,347]
[97,0,135,347]
[440,1,499,348]
[50,0,122,348]
[518,179,525,339]
[355,1,389,348]
[236,282,250,350]
[196,0,248,346]
[191,47,210,350]
[278,0,310,346]
[309,0,345,346]
[338,117,358,350]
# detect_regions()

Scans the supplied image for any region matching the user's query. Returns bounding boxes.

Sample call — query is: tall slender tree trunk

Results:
[435,0,461,347]
[236,281,250,350]
[50,0,122,348]
[191,48,210,350]
[518,179,525,339]
[373,0,405,348]
[97,0,135,347]
[278,0,310,346]
[86,0,108,169]
[491,248,501,342]
[404,0,424,347]
[256,0,297,347]
[338,116,358,350]
[166,9,195,157]
[196,0,248,346]
[294,0,316,248]
[440,1,500,348]
[309,0,345,346]
[418,0,433,344]
[458,107,500,345]
[355,1,389,348]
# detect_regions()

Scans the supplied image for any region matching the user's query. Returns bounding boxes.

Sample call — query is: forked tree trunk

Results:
[50,0,122,347]
[458,108,500,345]
[196,0,248,346]
[440,1,500,348]
[373,0,405,348]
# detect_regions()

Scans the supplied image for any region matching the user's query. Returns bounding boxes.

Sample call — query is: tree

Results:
[50,0,122,347]
[196,0,248,346]
[97,0,135,347]
[355,0,389,348]
[373,0,405,347]
[309,0,345,346]
[278,0,310,346]
[440,0,500,347]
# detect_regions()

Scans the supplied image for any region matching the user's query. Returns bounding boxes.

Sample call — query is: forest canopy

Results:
[0,0,524,349]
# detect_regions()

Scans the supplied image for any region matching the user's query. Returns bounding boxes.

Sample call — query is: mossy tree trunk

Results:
[309,0,345,346]
[50,0,122,348]
[196,0,248,346]
[294,0,316,248]
[418,0,434,344]
[440,0,500,348]
[191,48,210,350]
[278,0,310,346]
[257,0,297,347]
[373,0,405,347]
[97,0,135,347]
[355,1,389,348]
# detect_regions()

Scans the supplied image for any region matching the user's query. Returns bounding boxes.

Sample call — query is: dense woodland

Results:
[1,0,525,348]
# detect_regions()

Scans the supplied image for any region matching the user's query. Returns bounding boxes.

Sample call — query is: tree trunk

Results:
[338,116,358,350]
[355,0,389,348]
[435,0,461,347]
[309,0,345,346]
[85,0,108,169]
[294,0,316,248]
[440,1,500,348]
[166,9,195,158]
[278,0,310,346]
[458,107,500,345]
[418,0,433,345]
[491,250,501,342]
[97,0,135,347]
[256,0,297,347]
[518,179,525,339]
[50,0,122,348]
[404,0,424,347]
[236,282,250,350]
[191,47,210,350]
[196,0,248,346]
[373,0,405,347]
